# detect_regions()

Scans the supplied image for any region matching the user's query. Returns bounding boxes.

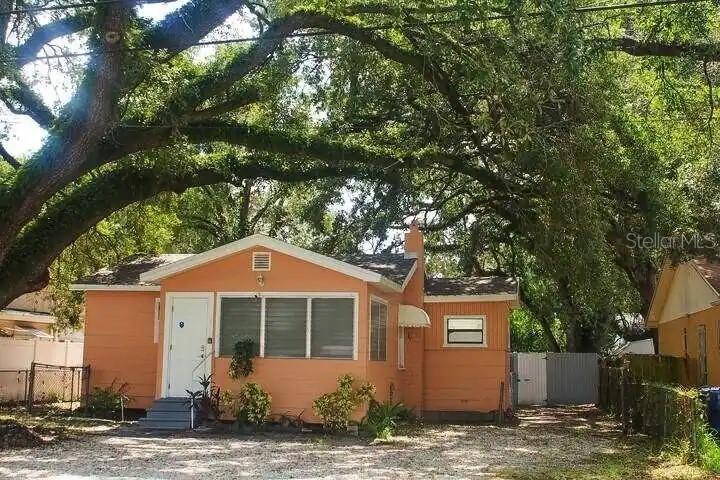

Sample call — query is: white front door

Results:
[165,295,212,397]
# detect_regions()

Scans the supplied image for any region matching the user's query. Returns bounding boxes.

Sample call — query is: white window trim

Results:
[216,292,359,360]
[398,326,405,370]
[369,295,389,362]
[443,314,487,348]
[252,251,272,271]
[153,298,160,344]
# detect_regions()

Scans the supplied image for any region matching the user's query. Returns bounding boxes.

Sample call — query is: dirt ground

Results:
[0,406,712,479]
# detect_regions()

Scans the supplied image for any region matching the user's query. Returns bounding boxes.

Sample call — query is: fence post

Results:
[83,365,91,414]
[26,362,36,412]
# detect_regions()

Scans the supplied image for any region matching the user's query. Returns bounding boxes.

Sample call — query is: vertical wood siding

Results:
[422,301,512,412]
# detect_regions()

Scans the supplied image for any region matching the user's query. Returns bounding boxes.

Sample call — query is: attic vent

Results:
[252,252,271,271]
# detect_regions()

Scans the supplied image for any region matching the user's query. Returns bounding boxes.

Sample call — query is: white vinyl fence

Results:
[0,338,83,404]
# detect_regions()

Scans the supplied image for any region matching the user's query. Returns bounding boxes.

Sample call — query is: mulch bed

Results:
[0,419,44,449]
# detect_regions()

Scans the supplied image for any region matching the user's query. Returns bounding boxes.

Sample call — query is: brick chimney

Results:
[403,219,425,306]
[404,219,424,261]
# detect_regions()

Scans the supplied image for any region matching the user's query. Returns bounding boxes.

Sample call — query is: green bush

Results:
[222,382,271,425]
[699,428,720,473]
[313,374,375,432]
[87,380,130,419]
[362,400,414,439]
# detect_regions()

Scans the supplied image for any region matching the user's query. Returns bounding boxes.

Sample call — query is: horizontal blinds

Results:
[219,297,261,355]
[311,298,354,358]
[265,298,307,357]
[370,300,387,361]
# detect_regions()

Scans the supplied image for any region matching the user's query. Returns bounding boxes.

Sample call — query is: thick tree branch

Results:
[0,4,132,265]
[603,36,720,61]
[0,79,56,128]
[143,0,249,52]
[0,142,20,169]
[0,159,387,307]
[14,13,93,65]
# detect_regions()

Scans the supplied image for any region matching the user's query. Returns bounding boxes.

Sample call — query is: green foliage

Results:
[313,374,375,431]
[228,338,256,380]
[510,308,563,352]
[222,382,272,426]
[361,400,413,439]
[87,380,130,420]
[699,428,720,473]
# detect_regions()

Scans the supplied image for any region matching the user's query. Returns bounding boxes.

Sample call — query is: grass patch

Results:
[497,442,712,480]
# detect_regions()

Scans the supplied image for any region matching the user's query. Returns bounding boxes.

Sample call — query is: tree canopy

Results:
[1,0,719,350]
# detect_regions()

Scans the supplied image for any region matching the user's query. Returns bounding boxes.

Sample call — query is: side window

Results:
[370,299,388,361]
[445,315,486,346]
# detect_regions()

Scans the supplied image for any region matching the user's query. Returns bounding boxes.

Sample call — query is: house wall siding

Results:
[83,291,159,409]
[365,285,402,407]
[422,300,512,413]
[658,305,720,386]
[157,246,373,421]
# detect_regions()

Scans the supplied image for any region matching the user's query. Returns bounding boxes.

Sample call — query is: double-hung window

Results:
[370,298,388,361]
[218,295,355,359]
[444,315,486,347]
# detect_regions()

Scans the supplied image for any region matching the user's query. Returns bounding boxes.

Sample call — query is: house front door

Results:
[165,295,212,397]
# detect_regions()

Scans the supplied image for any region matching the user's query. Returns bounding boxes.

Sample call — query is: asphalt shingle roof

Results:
[693,258,720,293]
[424,276,518,296]
[75,254,193,286]
[75,251,417,287]
[335,253,417,285]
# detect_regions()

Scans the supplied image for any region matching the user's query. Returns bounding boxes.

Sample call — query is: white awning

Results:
[399,304,430,328]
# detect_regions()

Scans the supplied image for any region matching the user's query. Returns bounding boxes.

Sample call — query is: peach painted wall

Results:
[658,306,720,386]
[365,286,402,406]
[422,300,512,413]
[83,291,159,409]
[156,246,376,421]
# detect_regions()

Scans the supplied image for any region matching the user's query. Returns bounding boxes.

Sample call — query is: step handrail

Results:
[191,343,214,379]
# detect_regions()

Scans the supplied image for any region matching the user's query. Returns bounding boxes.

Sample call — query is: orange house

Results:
[647,258,720,386]
[71,224,518,425]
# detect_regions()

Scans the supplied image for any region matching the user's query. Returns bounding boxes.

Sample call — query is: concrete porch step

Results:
[138,397,192,430]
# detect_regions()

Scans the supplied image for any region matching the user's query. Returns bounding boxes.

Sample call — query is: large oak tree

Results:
[1,0,717,349]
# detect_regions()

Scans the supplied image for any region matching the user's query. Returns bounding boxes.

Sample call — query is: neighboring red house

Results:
[72,224,518,425]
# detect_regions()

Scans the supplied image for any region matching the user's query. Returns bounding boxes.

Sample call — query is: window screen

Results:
[311,298,354,358]
[265,298,307,357]
[370,300,387,361]
[446,316,485,345]
[219,297,261,355]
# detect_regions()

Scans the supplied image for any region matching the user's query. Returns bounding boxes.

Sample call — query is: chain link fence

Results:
[25,363,90,412]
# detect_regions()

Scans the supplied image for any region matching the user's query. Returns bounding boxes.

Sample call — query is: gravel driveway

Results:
[0,406,695,479]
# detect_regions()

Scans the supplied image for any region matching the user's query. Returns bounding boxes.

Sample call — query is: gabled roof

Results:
[646,258,720,328]
[71,235,416,292]
[424,276,518,302]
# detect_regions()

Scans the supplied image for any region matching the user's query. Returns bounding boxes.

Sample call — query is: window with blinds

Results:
[370,299,388,361]
[219,297,261,355]
[218,295,357,359]
[265,298,307,357]
[311,298,354,358]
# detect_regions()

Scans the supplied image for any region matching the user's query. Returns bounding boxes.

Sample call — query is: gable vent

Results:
[252,252,271,271]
